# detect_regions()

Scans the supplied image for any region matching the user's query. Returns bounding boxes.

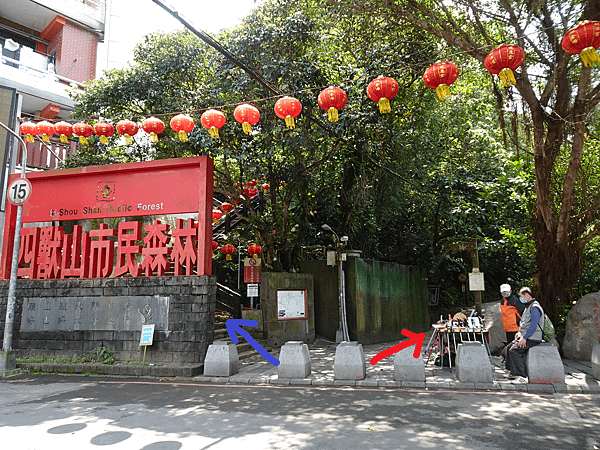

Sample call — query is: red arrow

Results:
[369,329,425,365]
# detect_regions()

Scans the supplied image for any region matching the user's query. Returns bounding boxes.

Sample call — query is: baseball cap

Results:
[500,284,511,294]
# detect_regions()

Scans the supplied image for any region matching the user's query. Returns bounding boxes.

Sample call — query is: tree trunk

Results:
[531,215,582,319]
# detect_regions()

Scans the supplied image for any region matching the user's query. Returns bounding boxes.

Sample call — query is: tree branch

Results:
[556,66,592,245]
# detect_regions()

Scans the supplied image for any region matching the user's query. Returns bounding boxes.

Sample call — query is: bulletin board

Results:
[277,290,307,320]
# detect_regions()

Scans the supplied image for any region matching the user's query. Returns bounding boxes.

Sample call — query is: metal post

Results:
[323,224,349,343]
[0,121,27,363]
[470,244,482,315]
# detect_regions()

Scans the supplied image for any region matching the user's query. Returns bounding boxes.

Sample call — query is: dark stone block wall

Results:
[0,276,216,366]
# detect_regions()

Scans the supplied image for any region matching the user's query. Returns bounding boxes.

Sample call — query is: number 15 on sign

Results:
[7,178,32,206]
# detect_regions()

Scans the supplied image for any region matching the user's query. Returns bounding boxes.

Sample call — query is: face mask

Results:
[519,296,527,303]
[501,292,510,297]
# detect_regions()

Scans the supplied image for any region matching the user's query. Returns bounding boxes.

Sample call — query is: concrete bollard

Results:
[393,346,425,381]
[456,342,492,383]
[591,341,600,381]
[203,341,239,377]
[334,341,366,380]
[278,341,311,378]
[526,342,565,383]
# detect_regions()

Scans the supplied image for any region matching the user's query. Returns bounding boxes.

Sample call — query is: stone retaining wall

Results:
[0,276,216,370]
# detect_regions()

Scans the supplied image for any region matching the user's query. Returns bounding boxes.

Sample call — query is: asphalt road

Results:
[1,374,599,449]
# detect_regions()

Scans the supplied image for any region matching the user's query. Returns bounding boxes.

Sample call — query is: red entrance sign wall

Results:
[1,156,214,279]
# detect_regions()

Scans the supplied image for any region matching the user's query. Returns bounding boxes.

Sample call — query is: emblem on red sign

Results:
[97,181,116,202]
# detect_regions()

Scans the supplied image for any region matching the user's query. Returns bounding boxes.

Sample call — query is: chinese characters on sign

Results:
[20,296,169,331]
[17,218,200,280]
[2,156,214,279]
[243,257,262,283]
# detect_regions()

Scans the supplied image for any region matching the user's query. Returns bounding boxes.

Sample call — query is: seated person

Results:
[504,287,544,384]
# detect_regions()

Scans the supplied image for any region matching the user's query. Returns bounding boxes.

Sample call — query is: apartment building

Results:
[0,0,105,177]
[0,0,105,255]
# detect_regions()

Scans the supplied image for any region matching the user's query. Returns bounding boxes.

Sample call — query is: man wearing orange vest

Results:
[500,283,526,343]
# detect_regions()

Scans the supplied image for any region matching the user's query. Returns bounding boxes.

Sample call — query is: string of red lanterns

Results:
[170,114,195,142]
[55,121,73,143]
[561,20,600,67]
[423,61,460,101]
[116,119,139,144]
[18,22,600,144]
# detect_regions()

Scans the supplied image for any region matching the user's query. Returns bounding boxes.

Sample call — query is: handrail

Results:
[216,282,242,319]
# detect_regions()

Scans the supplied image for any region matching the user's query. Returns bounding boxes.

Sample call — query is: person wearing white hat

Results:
[499,283,526,343]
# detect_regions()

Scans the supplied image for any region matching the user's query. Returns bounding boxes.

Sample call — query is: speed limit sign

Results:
[7,178,32,205]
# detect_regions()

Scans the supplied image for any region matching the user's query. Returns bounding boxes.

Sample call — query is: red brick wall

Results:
[48,21,97,83]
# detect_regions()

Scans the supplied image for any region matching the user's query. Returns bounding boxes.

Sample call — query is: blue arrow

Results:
[226,319,280,366]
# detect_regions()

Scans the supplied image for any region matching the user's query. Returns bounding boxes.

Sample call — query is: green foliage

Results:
[16,347,116,365]
[91,347,116,365]
[65,0,540,306]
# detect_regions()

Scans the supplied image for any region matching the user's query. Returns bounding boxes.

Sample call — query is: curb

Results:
[17,362,203,378]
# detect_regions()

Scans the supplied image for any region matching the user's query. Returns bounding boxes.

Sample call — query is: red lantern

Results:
[274,96,302,129]
[116,120,139,145]
[423,62,460,101]
[261,183,270,191]
[221,243,236,260]
[220,202,234,215]
[19,121,38,143]
[212,240,219,251]
[234,104,260,135]
[36,121,55,143]
[54,121,73,143]
[318,86,347,122]
[212,209,223,224]
[201,109,226,138]
[484,44,525,87]
[93,122,115,145]
[366,76,399,113]
[142,117,166,143]
[73,122,94,145]
[562,21,600,67]
[170,114,195,142]
[248,244,262,259]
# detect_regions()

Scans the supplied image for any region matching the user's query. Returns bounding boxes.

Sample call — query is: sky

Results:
[98,0,265,75]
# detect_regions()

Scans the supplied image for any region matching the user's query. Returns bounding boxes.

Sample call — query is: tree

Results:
[66,0,533,309]
[327,0,600,318]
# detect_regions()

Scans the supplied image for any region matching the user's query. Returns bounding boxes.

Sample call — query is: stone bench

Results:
[455,342,492,383]
[526,342,564,383]
[203,341,239,377]
[278,341,311,378]
[394,346,425,381]
[334,341,366,380]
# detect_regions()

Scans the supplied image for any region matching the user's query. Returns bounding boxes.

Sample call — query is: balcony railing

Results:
[0,46,85,90]
[16,137,78,171]
[49,0,106,24]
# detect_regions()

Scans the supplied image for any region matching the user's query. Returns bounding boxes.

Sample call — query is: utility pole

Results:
[0,120,28,371]
[450,239,483,316]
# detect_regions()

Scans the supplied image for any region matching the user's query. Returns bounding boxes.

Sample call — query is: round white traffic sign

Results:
[7,178,32,205]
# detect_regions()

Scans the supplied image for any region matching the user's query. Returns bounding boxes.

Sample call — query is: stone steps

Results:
[214,322,261,360]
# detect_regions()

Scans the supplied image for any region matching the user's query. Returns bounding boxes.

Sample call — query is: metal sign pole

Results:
[0,121,27,367]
